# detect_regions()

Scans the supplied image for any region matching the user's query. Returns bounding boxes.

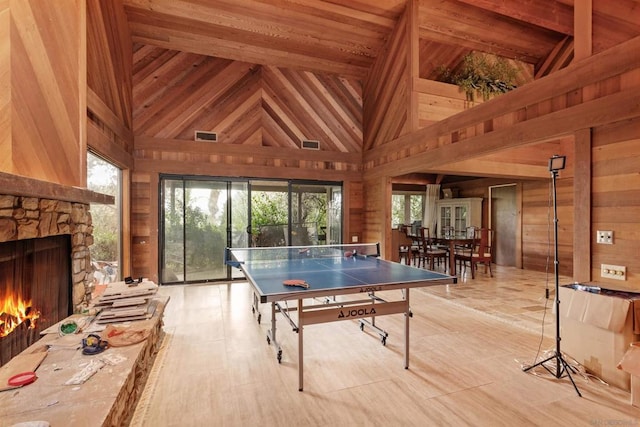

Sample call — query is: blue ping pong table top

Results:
[228,247,456,302]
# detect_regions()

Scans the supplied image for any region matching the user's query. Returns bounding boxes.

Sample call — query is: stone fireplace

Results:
[0,194,94,310]
[0,172,113,365]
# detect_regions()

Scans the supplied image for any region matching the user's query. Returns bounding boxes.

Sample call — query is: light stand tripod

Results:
[523,155,581,397]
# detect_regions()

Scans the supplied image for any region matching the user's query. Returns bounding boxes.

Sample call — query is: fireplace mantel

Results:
[0,172,114,205]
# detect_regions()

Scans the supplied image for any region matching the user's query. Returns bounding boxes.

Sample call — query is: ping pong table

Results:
[226,243,456,391]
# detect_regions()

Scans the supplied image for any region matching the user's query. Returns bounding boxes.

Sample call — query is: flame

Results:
[0,293,40,337]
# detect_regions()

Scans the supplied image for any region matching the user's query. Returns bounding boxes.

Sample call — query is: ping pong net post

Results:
[225,243,380,265]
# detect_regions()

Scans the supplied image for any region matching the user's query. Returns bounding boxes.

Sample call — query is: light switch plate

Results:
[601,264,626,280]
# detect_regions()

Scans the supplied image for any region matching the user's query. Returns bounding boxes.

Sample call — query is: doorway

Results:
[489,184,519,267]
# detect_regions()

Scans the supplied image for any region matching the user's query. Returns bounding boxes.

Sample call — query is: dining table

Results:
[435,236,474,275]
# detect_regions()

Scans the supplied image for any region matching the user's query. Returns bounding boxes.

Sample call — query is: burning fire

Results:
[0,293,40,337]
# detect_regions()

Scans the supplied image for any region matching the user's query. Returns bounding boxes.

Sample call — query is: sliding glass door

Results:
[162,179,233,283]
[290,182,342,246]
[161,176,342,284]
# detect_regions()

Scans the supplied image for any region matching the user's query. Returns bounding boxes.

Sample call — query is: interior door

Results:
[490,184,517,267]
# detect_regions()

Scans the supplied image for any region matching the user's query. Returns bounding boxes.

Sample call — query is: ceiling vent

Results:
[195,130,218,142]
[301,139,320,150]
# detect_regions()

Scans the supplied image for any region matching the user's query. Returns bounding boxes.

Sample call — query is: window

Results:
[391,192,424,228]
[87,152,122,284]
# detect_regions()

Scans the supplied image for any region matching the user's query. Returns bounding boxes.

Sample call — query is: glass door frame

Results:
[159,175,343,284]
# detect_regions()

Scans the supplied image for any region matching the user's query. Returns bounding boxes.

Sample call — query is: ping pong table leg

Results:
[266,302,283,363]
[298,298,304,391]
[404,288,410,369]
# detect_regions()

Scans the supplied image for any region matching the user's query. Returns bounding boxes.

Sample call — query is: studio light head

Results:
[549,155,566,172]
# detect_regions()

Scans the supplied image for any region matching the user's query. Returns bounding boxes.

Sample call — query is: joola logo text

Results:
[338,307,376,319]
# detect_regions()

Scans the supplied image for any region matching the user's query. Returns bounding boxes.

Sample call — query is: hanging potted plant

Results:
[439,53,519,101]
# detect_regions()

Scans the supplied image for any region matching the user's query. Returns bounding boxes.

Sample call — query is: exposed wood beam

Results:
[535,36,573,78]
[87,88,134,144]
[455,0,574,35]
[123,0,396,79]
[366,35,640,167]
[417,0,564,63]
[407,0,420,132]
[573,128,592,282]
[428,159,550,179]
[555,0,640,29]
[87,121,134,170]
[133,158,362,181]
[129,26,368,78]
[0,172,114,205]
[574,0,592,61]
[134,136,362,164]
[365,87,639,179]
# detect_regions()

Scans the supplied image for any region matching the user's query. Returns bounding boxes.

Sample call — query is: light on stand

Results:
[523,154,581,396]
[549,154,566,172]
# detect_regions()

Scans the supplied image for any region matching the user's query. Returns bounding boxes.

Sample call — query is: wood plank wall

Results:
[86,0,133,162]
[363,6,409,150]
[448,174,575,277]
[85,0,134,277]
[592,117,640,288]
[2,0,85,187]
[363,37,640,177]
[129,47,365,280]
[521,177,574,277]
[366,36,639,276]
[0,1,8,169]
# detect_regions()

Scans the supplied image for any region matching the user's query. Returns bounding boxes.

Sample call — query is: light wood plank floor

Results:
[130,265,640,426]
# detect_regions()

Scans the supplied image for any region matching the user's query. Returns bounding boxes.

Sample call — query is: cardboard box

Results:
[617,342,640,407]
[559,285,639,391]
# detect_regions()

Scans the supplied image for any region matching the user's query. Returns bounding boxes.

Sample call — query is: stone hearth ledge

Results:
[0,294,169,426]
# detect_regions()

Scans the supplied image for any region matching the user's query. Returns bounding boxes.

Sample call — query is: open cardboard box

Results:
[559,284,640,391]
[617,342,640,407]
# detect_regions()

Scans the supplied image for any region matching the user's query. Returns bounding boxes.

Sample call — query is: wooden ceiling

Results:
[122,0,640,80]
[121,0,639,182]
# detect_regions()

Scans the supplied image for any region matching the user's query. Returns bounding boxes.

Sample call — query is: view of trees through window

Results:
[87,152,121,284]
[391,193,424,228]
[160,178,341,284]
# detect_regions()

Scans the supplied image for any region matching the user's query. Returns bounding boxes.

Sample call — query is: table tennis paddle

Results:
[283,279,310,289]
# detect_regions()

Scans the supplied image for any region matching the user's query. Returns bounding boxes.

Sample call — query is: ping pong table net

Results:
[227,243,380,264]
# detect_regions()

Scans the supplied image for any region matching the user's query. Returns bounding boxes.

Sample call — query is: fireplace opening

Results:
[0,235,71,366]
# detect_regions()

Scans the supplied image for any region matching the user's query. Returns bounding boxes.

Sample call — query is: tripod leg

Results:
[522,354,556,375]
[558,355,582,397]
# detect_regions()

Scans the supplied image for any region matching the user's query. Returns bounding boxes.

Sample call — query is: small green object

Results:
[60,321,78,334]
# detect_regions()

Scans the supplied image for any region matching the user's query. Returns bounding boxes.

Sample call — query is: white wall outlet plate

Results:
[601,264,626,280]
[596,230,613,244]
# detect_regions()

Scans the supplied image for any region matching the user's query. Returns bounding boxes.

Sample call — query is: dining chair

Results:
[455,228,494,279]
[397,225,411,264]
[419,227,448,271]
[398,224,421,266]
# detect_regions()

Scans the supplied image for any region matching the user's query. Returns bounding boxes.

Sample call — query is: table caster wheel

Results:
[277,350,282,363]
[381,336,387,346]
[359,322,364,331]
[266,335,271,345]
[257,313,261,323]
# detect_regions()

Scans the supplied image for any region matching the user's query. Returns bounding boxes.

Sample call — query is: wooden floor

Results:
[130,265,640,426]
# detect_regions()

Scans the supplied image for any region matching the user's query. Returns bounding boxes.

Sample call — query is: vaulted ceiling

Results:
[123,0,640,80]
[121,0,640,183]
